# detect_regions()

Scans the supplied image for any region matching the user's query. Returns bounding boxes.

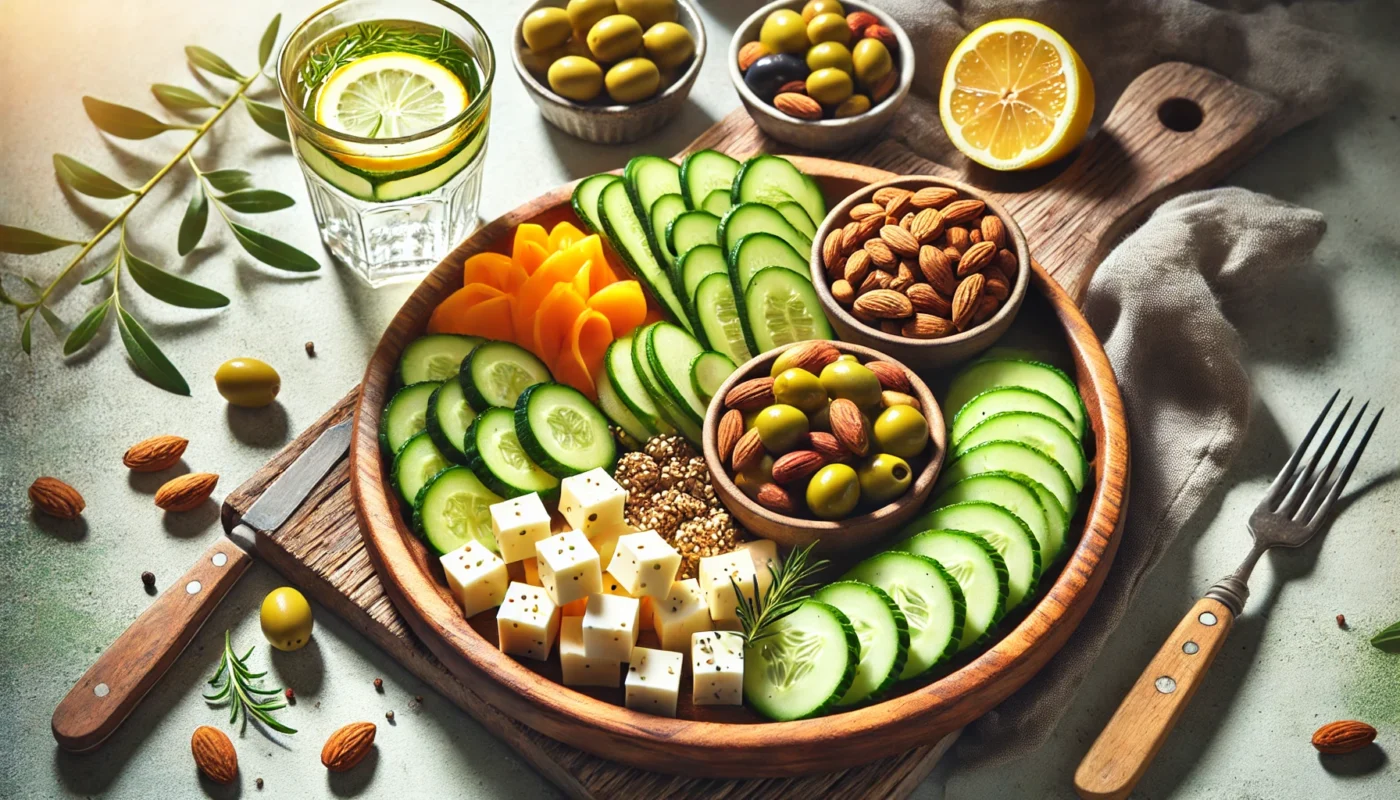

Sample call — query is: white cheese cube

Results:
[650,578,713,653]
[582,593,640,661]
[558,468,628,538]
[691,631,745,705]
[490,493,554,564]
[625,646,684,717]
[698,550,762,623]
[592,529,622,571]
[496,582,559,661]
[535,530,602,607]
[439,541,508,618]
[734,539,781,589]
[559,617,621,687]
[606,530,682,601]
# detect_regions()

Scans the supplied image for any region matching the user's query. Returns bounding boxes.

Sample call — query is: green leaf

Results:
[53,154,135,199]
[64,297,112,355]
[218,189,294,214]
[178,188,208,255]
[243,98,289,142]
[1371,621,1400,654]
[0,224,83,255]
[116,305,191,395]
[82,252,120,285]
[185,46,244,81]
[82,96,180,140]
[39,305,65,337]
[259,14,282,69]
[20,314,32,354]
[125,248,229,309]
[22,277,41,293]
[152,84,217,111]
[203,169,253,193]
[229,223,319,272]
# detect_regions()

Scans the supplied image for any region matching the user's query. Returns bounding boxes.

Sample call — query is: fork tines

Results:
[1263,390,1384,529]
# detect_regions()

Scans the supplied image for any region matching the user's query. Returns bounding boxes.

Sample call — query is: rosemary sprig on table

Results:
[298,23,478,99]
[730,542,829,646]
[203,631,297,735]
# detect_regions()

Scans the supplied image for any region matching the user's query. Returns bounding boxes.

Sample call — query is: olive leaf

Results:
[82,251,120,285]
[0,224,83,255]
[242,98,289,142]
[82,97,184,140]
[20,314,32,354]
[178,188,209,255]
[116,305,190,395]
[125,248,229,309]
[258,14,282,70]
[64,297,112,355]
[186,46,244,81]
[1371,621,1400,654]
[152,84,217,111]
[228,223,319,272]
[203,169,253,193]
[53,154,135,199]
[218,189,294,214]
[39,305,66,337]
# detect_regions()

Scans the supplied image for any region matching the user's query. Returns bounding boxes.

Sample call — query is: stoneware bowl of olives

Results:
[513,0,706,144]
[702,340,946,554]
[728,0,914,152]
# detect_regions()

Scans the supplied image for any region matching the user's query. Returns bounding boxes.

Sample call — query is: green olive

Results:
[755,403,810,454]
[873,405,929,459]
[806,463,860,520]
[642,21,694,70]
[617,0,676,29]
[567,0,618,37]
[260,586,314,651]
[806,41,853,74]
[773,368,828,414]
[806,67,853,105]
[801,0,845,23]
[834,93,871,118]
[759,9,809,55]
[215,357,280,408]
[806,12,850,46]
[836,353,859,363]
[587,14,644,62]
[734,454,774,499]
[809,401,832,433]
[522,7,574,54]
[548,55,605,101]
[856,454,912,505]
[819,360,881,408]
[604,57,660,102]
[852,38,893,87]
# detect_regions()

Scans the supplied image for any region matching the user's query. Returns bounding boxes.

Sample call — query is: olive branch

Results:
[0,14,319,395]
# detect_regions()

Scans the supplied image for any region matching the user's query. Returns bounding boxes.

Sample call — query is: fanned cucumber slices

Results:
[743,600,859,721]
[464,407,560,499]
[945,359,1087,437]
[381,382,440,456]
[392,432,451,506]
[515,383,617,477]
[905,502,1041,609]
[412,466,503,557]
[426,380,476,464]
[743,266,833,353]
[398,334,482,384]
[813,582,909,705]
[898,530,1009,651]
[955,411,1088,491]
[460,341,551,410]
[932,472,1053,562]
[843,551,965,680]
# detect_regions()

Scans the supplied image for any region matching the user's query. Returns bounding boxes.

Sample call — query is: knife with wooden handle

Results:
[51,420,352,752]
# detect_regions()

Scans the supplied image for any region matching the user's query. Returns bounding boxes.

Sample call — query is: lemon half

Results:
[939,19,1094,171]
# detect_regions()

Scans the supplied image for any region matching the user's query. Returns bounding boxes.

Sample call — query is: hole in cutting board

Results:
[1157,98,1204,132]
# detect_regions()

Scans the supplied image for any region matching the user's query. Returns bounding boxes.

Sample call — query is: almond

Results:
[724,377,775,411]
[906,283,953,317]
[832,279,855,305]
[849,202,885,221]
[882,189,914,220]
[864,24,898,51]
[738,41,770,72]
[322,721,377,772]
[866,361,912,394]
[772,450,826,484]
[888,273,913,293]
[755,483,796,515]
[828,399,870,457]
[853,289,913,320]
[909,208,944,243]
[879,320,902,335]
[985,276,1010,302]
[839,220,864,253]
[995,247,1018,275]
[957,240,998,278]
[912,186,958,209]
[900,211,917,230]
[880,225,920,258]
[717,409,744,465]
[980,215,1006,248]
[944,246,962,262]
[902,313,957,339]
[779,80,809,96]
[870,71,898,103]
[871,186,905,207]
[821,229,846,277]
[123,434,188,472]
[843,249,872,285]
[941,199,986,225]
[952,274,985,331]
[846,10,879,37]
[774,92,822,121]
[856,271,885,296]
[808,431,851,463]
[863,238,896,269]
[154,472,219,512]
[1312,720,1377,755]
[731,428,764,472]
[882,390,921,410]
[29,477,85,519]
[191,725,238,784]
[917,246,958,296]
[855,212,883,241]
[945,226,970,254]
[972,294,1000,325]
[770,341,841,377]
[969,228,983,244]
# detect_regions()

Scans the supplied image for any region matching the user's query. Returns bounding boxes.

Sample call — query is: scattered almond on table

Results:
[191,725,238,784]
[321,722,377,772]
[28,477,84,519]
[154,472,219,512]
[1311,720,1377,754]
[122,435,188,472]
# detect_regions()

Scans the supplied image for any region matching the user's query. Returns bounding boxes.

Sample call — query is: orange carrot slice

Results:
[513,224,549,265]
[571,309,614,378]
[512,243,591,342]
[571,261,593,298]
[428,284,503,335]
[586,280,647,337]
[548,221,587,253]
[532,284,587,367]
[500,261,529,293]
[462,252,513,290]
[428,294,515,339]
[572,235,620,292]
[516,241,549,275]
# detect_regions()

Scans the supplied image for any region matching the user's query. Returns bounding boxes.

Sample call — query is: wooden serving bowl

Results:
[701,341,945,554]
[351,156,1128,778]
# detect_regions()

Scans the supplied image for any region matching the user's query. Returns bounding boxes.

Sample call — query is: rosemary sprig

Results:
[203,631,296,735]
[297,23,479,103]
[730,542,829,646]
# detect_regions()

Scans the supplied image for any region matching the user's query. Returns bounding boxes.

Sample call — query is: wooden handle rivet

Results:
[1198,611,1218,626]
[212,552,228,567]
[1182,641,1200,655]
[93,683,109,698]
[186,580,203,595]
[1154,676,1177,694]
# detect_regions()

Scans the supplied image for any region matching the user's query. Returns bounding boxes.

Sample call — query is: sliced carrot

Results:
[427,284,503,335]
[461,252,513,290]
[548,221,587,253]
[571,309,614,378]
[552,347,597,400]
[516,241,549,275]
[586,280,647,337]
[511,245,590,343]
[428,294,515,339]
[571,261,593,298]
[513,224,549,266]
[573,235,619,293]
[499,261,529,294]
[532,284,587,367]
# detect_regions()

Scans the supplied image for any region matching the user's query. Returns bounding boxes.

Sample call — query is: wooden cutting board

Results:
[222,63,1281,798]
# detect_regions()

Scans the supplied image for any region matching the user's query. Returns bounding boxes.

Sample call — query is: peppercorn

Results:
[385,710,395,722]
[305,341,316,357]
[1337,614,1348,629]
[256,778,264,789]
[141,571,155,592]
[415,695,423,703]
[373,677,383,692]
[284,687,295,702]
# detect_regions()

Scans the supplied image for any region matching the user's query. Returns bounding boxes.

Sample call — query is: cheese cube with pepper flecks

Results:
[559,616,622,687]
[625,646,684,717]
[734,539,781,588]
[607,530,681,601]
[558,468,628,538]
[535,529,602,607]
[650,578,713,653]
[582,593,640,661]
[496,582,559,661]
[440,540,508,618]
[698,550,761,623]
[490,493,553,564]
[691,631,744,705]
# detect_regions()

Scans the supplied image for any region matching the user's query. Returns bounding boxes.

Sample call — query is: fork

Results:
[1074,391,1383,800]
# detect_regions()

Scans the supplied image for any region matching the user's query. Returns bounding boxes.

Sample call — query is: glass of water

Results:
[279,0,494,286]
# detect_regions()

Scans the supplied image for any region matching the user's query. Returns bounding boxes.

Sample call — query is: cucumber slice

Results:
[381,382,440,456]
[897,530,1009,650]
[596,368,653,443]
[955,412,1088,491]
[743,266,834,353]
[776,200,817,239]
[693,272,753,366]
[667,211,721,260]
[842,551,965,679]
[1018,473,1070,561]
[743,600,859,721]
[680,244,728,303]
[728,232,809,293]
[813,582,909,705]
[426,380,477,464]
[932,472,1052,563]
[945,359,1086,437]
[646,322,707,425]
[375,134,485,201]
[460,340,551,410]
[398,334,483,384]
[464,407,561,498]
[702,189,732,217]
[951,386,1081,445]
[689,350,737,402]
[939,440,1078,518]
[649,193,688,268]
[624,155,682,222]
[392,431,451,505]
[515,382,617,477]
[599,179,694,336]
[296,138,373,201]
[605,336,668,435]
[680,149,740,210]
[571,174,619,234]
[732,155,827,231]
[719,203,811,263]
[631,323,702,443]
[411,466,504,556]
[904,502,1041,609]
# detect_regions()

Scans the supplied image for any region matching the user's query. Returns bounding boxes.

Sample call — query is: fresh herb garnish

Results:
[203,631,297,734]
[1371,621,1400,654]
[730,542,829,646]
[297,23,480,102]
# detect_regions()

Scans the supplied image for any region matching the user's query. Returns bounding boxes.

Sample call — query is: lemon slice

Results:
[939,19,1094,171]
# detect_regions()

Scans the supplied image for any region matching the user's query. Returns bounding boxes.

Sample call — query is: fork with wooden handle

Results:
[1074,391,1383,800]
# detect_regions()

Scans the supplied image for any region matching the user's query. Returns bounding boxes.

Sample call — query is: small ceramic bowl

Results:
[728,0,914,152]
[512,0,706,144]
[810,175,1032,370]
[702,341,945,554]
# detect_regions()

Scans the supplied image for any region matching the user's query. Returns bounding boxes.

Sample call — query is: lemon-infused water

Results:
[279,2,494,285]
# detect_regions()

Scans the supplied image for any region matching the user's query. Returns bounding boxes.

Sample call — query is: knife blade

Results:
[52,419,353,752]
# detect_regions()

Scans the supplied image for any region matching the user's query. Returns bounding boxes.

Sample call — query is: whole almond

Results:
[995,247,1018,275]
[980,215,1006,248]
[969,229,983,245]
[808,431,851,463]
[840,220,864,253]
[771,450,826,484]
[29,477,85,519]
[864,24,898,51]
[866,361,912,394]
[849,202,885,220]
[863,238,896,269]
[872,270,894,289]
[883,189,914,220]
[123,435,189,472]
[941,199,985,225]
[879,320,902,335]
[844,249,872,285]
[882,390,921,410]
[854,289,913,321]
[900,211,917,230]
[985,275,1010,302]
[880,225,920,258]
[918,246,958,295]
[155,472,219,512]
[737,41,770,72]
[972,294,1000,325]
[778,80,808,95]
[855,212,884,241]
[828,399,870,457]
[1312,720,1377,755]
[902,313,957,339]
[945,226,970,254]
[906,283,953,317]
[770,341,841,377]
[724,377,775,411]
[755,483,797,515]
[884,214,899,227]
[821,229,846,277]
[717,410,744,465]
[952,274,986,331]
[909,208,945,243]
[832,279,855,305]
[888,273,913,293]
[846,10,879,38]
[944,245,963,262]
[870,72,898,103]
[774,92,822,121]
[322,721,377,772]
[912,186,958,209]
[191,725,238,784]
[731,428,764,472]
[957,240,998,277]
[856,271,885,296]
[871,186,904,207]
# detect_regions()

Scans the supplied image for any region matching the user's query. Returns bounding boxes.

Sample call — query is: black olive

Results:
[742,53,810,103]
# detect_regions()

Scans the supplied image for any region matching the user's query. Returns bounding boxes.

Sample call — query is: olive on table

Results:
[806,12,850,46]
[261,587,313,652]
[806,463,860,520]
[743,53,810,103]
[548,55,606,101]
[819,360,881,408]
[522,7,573,53]
[806,41,853,74]
[801,0,845,23]
[587,14,644,62]
[759,9,809,55]
[215,357,280,408]
[806,67,853,105]
[567,0,618,37]
[873,404,929,459]
[772,368,827,414]
[642,21,694,70]
[617,0,676,29]
[755,403,810,454]
[605,57,661,102]
[734,454,775,499]
[835,94,872,118]
[857,453,912,505]
[852,37,893,87]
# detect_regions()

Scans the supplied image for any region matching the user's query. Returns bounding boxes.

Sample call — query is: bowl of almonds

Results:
[811,175,1031,368]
